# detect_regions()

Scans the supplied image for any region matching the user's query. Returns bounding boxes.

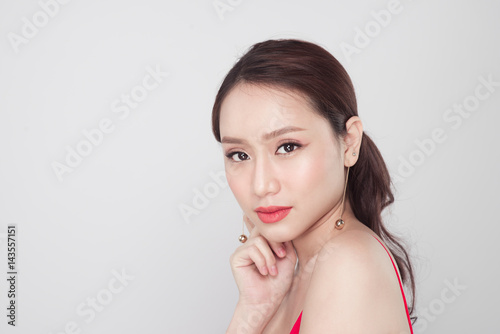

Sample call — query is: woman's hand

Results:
[229,214,297,310]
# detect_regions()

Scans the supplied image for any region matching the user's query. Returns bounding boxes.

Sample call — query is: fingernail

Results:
[278,247,285,257]
[270,265,277,275]
[261,266,268,275]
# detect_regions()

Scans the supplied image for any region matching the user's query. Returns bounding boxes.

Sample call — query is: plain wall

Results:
[0,0,498,333]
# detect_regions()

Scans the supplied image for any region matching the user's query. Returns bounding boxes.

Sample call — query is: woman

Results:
[211,39,416,333]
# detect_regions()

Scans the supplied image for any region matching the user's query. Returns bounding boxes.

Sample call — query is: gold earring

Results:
[335,154,354,230]
[239,218,248,243]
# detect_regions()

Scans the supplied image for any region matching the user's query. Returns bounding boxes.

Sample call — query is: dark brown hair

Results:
[211,39,416,322]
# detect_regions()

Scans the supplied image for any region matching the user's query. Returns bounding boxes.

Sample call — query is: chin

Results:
[259,223,296,243]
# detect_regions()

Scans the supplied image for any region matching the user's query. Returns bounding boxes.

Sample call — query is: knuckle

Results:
[248,244,260,258]
[254,235,265,242]
[254,236,268,247]
[266,255,276,266]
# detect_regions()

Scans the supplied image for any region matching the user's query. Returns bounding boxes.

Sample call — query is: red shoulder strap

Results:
[371,235,413,333]
[289,310,302,334]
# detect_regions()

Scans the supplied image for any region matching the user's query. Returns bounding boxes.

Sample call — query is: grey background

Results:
[0,0,499,333]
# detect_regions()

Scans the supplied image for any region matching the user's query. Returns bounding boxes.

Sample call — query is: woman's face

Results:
[219,83,347,242]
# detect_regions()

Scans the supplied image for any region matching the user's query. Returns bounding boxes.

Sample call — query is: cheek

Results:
[226,172,249,205]
[286,148,338,195]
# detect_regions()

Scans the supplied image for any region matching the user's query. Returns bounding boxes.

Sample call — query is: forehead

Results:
[219,83,326,139]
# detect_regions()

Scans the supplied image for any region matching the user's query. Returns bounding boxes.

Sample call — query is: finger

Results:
[246,216,262,240]
[243,214,255,234]
[267,240,287,258]
[252,236,279,276]
[247,244,270,276]
[244,215,285,258]
[230,244,268,276]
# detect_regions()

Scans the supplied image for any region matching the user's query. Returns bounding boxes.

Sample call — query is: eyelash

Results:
[225,141,302,162]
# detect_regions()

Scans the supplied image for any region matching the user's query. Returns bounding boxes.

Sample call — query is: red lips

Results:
[255,206,292,224]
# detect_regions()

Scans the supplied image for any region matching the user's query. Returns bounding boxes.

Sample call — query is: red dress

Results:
[289,235,413,333]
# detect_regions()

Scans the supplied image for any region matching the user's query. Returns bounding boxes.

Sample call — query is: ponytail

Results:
[349,132,416,322]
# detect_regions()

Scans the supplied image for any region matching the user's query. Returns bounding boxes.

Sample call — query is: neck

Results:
[291,200,356,276]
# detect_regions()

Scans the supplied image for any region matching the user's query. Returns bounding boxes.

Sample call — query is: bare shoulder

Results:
[313,229,395,289]
[317,229,381,259]
[300,229,411,333]
[315,229,390,268]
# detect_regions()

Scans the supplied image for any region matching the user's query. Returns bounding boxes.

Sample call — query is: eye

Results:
[226,151,249,162]
[276,142,301,154]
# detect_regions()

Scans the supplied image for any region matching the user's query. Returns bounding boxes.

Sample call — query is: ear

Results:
[343,116,363,167]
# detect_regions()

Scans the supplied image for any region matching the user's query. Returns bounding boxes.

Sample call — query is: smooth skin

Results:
[221,83,411,333]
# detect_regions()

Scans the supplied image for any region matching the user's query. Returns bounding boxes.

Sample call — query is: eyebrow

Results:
[221,126,306,144]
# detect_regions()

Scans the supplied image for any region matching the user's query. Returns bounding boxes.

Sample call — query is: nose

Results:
[252,155,280,198]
